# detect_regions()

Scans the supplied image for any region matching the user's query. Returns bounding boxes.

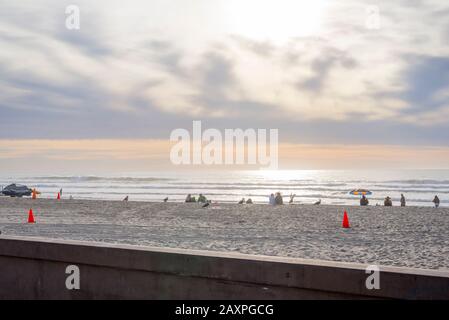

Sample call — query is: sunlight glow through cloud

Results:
[223,0,328,43]
[0,0,448,145]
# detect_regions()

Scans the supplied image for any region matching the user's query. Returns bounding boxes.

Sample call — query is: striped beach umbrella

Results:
[349,189,372,196]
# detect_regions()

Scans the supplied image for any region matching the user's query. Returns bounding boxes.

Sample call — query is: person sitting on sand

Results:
[238,198,245,204]
[274,192,283,205]
[246,198,253,204]
[185,194,192,203]
[123,196,129,202]
[433,195,440,208]
[360,195,369,206]
[384,196,392,207]
[198,194,207,203]
[269,193,275,205]
[400,194,406,207]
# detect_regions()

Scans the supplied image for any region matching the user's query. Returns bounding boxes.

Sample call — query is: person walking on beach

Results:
[269,193,275,205]
[433,195,440,208]
[400,194,406,207]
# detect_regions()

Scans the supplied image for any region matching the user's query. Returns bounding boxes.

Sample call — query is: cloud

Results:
[402,56,449,111]
[298,47,358,92]
[230,35,276,58]
[2,139,449,173]
[0,0,448,145]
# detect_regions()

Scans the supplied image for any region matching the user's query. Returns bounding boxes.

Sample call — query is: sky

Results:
[1,0,449,172]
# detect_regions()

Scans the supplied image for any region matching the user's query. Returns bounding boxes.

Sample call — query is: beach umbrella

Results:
[349,189,372,196]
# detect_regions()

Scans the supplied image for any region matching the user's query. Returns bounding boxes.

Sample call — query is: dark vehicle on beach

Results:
[1,184,32,197]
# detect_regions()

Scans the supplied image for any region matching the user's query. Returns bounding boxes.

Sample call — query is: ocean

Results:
[1,170,448,207]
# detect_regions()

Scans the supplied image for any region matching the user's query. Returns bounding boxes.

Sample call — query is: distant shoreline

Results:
[2,169,448,207]
[0,195,444,208]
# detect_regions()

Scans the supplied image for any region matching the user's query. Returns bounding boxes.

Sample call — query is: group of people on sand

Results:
[238,198,253,204]
[183,192,292,205]
[124,192,442,208]
[268,192,284,205]
[360,194,441,207]
[185,193,210,203]
[239,192,297,205]
[359,195,395,207]
[267,192,300,205]
[268,193,319,205]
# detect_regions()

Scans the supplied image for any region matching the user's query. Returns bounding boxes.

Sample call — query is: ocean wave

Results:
[11,183,449,195]
[21,185,362,193]
[379,179,449,185]
[167,182,348,187]
[21,176,174,183]
[364,187,449,193]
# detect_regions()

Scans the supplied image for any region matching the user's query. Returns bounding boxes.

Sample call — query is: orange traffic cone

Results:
[28,209,35,223]
[32,189,37,199]
[342,210,350,228]
[57,192,61,200]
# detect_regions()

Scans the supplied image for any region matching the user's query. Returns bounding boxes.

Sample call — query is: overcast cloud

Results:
[0,0,448,145]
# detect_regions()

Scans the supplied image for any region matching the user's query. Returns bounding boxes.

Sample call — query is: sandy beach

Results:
[0,197,448,271]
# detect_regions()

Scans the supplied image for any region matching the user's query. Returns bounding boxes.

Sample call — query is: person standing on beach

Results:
[433,195,440,208]
[400,194,406,207]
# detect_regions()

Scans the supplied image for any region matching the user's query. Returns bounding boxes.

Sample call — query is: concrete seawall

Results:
[0,236,448,299]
